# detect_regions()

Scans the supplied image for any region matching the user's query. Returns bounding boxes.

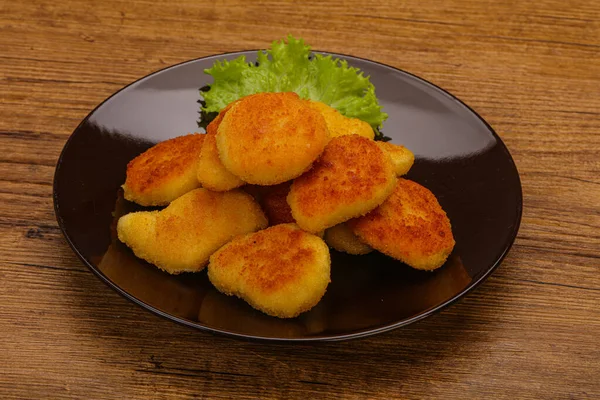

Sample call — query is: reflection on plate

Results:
[54,51,522,341]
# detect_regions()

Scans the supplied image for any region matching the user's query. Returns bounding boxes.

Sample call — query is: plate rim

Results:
[53,49,523,342]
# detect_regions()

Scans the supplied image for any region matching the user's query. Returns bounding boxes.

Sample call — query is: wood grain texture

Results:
[1,0,599,398]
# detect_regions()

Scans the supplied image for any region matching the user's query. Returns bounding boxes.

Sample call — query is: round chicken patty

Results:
[216,92,330,185]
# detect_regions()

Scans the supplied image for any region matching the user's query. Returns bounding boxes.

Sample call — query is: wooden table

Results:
[1,1,599,398]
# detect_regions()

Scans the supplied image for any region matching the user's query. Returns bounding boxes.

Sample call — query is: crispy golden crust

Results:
[307,100,375,140]
[208,224,331,318]
[288,135,397,233]
[117,188,267,274]
[375,141,415,176]
[324,223,373,255]
[348,179,455,270]
[122,134,204,206]
[197,132,245,191]
[197,104,245,191]
[216,92,330,185]
[205,100,239,135]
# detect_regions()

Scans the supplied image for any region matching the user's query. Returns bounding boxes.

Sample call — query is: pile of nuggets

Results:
[117,92,455,318]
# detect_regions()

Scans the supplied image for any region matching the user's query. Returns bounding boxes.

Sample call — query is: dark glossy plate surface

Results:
[54,51,522,341]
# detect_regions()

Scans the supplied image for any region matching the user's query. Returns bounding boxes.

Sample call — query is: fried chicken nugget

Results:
[197,103,245,191]
[122,134,205,206]
[307,100,375,140]
[288,135,397,233]
[208,224,331,318]
[117,188,267,274]
[216,92,330,185]
[197,132,245,191]
[376,141,415,176]
[324,223,373,255]
[348,179,455,270]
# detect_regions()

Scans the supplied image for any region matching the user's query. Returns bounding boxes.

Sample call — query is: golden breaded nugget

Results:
[197,132,245,191]
[376,141,415,176]
[117,188,267,274]
[324,223,373,255]
[208,224,331,318]
[216,92,330,185]
[122,134,204,206]
[288,135,397,233]
[197,103,245,191]
[349,179,455,270]
[307,100,375,140]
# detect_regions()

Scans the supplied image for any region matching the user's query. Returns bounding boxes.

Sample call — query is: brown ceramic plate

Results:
[53,51,522,341]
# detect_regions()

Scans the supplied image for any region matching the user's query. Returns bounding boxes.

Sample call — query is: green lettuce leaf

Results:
[200,36,388,136]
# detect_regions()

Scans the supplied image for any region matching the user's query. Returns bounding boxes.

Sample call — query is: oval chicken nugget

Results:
[307,100,375,140]
[216,92,330,185]
[117,188,267,274]
[288,135,397,233]
[208,224,331,318]
[324,223,373,255]
[122,134,205,206]
[349,179,455,270]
